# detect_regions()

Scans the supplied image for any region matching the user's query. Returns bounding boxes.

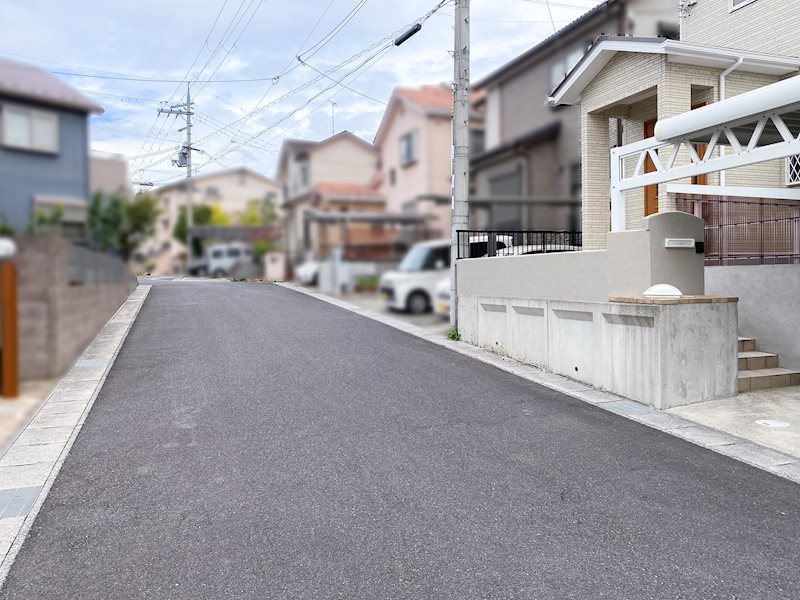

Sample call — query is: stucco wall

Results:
[682,0,800,58]
[0,99,90,232]
[706,264,800,370]
[458,212,705,302]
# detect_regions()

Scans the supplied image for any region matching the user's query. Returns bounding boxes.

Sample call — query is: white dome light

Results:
[642,284,683,297]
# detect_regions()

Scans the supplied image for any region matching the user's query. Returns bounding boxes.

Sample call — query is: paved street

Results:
[2,280,800,599]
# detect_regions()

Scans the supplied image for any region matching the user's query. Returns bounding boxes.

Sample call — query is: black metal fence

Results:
[456,230,582,259]
[675,195,800,266]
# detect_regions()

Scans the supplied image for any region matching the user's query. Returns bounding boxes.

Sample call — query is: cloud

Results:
[0,0,603,182]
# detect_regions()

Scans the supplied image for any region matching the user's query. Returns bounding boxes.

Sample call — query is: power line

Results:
[297,58,387,105]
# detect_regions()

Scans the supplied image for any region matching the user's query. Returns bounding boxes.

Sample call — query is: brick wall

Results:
[16,237,136,380]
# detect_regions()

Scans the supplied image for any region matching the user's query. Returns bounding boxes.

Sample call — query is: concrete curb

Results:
[0,284,151,587]
[276,282,800,486]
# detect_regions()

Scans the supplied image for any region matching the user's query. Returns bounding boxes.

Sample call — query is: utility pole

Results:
[159,83,196,267]
[450,0,470,329]
[329,100,337,136]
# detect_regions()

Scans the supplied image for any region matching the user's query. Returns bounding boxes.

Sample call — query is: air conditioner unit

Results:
[787,155,800,187]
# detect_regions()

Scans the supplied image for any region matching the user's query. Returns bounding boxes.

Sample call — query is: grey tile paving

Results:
[0,443,64,467]
[0,463,54,491]
[27,412,81,430]
[672,425,739,447]
[0,487,41,519]
[716,442,797,468]
[13,428,73,447]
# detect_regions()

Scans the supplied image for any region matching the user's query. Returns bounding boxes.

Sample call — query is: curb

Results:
[275,282,800,486]
[0,284,151,587]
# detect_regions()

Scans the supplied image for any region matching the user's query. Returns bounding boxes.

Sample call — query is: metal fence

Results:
[456,230,582,259]
[675,195,800,265]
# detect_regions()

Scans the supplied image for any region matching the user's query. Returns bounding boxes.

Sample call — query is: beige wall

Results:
[311,138,377,187]
[145,168,281,271]
[89,152,131,198]
[458,212,705,302]
[377,99,452,237]
[683,0,800,57]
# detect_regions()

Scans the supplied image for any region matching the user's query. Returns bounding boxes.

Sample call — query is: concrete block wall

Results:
[15,237,136,380]
[458,295,738,409]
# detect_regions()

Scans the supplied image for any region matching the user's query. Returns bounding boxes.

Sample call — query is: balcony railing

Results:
[456,230,582,259]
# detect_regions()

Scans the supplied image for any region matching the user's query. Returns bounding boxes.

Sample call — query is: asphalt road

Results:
[2,281,800,599]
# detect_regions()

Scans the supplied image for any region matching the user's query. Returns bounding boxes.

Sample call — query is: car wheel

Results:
[406,291,429,314]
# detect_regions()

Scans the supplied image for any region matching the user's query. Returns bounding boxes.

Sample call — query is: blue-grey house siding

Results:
[0,96,91,232]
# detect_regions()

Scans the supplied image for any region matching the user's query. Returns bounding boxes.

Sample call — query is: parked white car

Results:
[379,235,512,314]
[295,261,320,285]
[433,277,450,319]
[378,240,450,314]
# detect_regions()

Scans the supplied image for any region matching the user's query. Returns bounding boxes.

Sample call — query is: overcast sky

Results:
[0,0,602,186]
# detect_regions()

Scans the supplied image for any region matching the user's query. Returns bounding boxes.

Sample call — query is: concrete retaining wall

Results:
[16,237,136,380]
[706,264,800,370]
[458,295,738,409]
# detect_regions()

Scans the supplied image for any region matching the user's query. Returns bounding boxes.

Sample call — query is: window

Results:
[400,131,416,166]
[1,105,58,153]
[211,249,224,259]
[730,0,757,10]
[227,247,242,258]
[205,186,219,197]
[389,168,396,186]
[787,155,800,186]
[489,168,522,197]
[300,162,309,186]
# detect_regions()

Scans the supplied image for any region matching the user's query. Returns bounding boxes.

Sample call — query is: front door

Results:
[691,102,708,185]
[644,119,658,216]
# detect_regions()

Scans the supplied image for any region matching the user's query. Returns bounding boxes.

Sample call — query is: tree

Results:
[173,203,213,257]
[239,194,278,227]
[87,192,159,259]
[209,204,231,226]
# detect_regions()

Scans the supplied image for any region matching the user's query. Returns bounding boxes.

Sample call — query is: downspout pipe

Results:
[719,57,744,186]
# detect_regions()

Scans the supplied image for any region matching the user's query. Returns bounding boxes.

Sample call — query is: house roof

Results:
[154,166,277,193]
[474,0,624,91]
[373,84,484,146]
[276,130,376,177]
[395,85,453,112]
[550,36,800,106]
[0,56,103,114]
[472,121,561,167]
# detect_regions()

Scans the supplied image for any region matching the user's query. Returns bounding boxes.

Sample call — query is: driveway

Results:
[1,281,799,599]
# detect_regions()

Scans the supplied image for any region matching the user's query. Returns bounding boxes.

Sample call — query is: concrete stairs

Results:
[738,337,800,392]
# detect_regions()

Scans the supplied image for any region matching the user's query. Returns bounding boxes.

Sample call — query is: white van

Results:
[379,236,511,313]
[189,242,253,277]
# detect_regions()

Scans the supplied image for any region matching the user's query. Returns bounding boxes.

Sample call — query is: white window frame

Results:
[786,155,800,187]
[1,104,59,154]
[729,0,758,12]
